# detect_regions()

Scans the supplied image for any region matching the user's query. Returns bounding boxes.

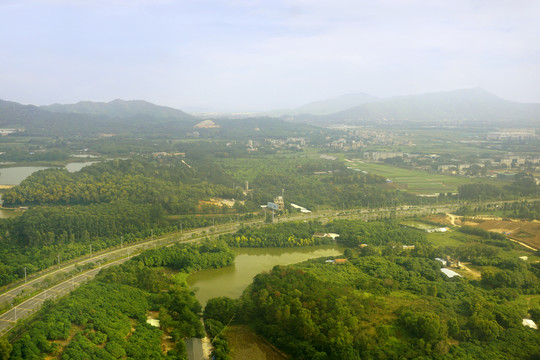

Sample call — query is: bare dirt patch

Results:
[459,263,481,280]
[225,325,287,360]
[424,214,451,225]
[45,324,84,359]
[162,334,175,354]
[469,219,540,249]
[199,198,239,208]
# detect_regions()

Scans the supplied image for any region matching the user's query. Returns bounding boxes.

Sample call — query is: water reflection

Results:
[187,245,343,306]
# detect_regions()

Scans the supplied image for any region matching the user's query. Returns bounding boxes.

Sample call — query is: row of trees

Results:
[220,221,332,247]
[324,219,427,246]
[457,173,539,201]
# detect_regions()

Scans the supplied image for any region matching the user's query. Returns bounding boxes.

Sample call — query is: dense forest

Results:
[0,154,438,286]
[5,241,234,360]
[202,220,540,359]
[0,157,246,286]
[0,130,538,360]
[457,173,539,201]
[2,158,241,210]
[246,165,425,210]
[236,255,540,359]
[220,221,332,247]
[3,215,540,359]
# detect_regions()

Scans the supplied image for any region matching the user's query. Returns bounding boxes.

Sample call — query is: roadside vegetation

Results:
[0,122,538,359]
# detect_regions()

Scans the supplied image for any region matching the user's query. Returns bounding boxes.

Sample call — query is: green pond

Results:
[187,245,344,307]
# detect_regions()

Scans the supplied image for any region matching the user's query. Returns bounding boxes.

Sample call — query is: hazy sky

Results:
[1,0,539,112]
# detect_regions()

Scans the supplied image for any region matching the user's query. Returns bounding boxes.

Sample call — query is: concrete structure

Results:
[426,227,449,233]
[291,203,311,213]
[487,129,536,140]
[363,152,404,161]
[435,258,448,266]
[185,338,205,360]
[274,196,285,211]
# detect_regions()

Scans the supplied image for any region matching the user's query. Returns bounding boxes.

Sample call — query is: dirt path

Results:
[446,213,459,226]
[460,263,481,280]
[508,238,538,252]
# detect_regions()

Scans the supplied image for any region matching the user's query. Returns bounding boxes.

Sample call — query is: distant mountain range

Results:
[1,88,539,136]
[269,93,379,116]
[42,99,194,120]
[0,99,198,136]
[283,88,540,127]
[0,98,315,138]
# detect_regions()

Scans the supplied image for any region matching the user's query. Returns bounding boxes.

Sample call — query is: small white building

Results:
[440,268,462,278]
[522,319,538,330]
[313,232,340,240]
[426,227,449,233]
[435,258,448,266]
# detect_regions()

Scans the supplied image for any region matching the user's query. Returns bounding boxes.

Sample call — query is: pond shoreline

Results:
[187,245,344,307]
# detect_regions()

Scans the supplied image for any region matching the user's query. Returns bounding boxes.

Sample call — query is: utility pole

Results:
[24,266,27,283]
[57,254,60,265]
[120,236,123,249]
[151,228,153,241]
[90,244,92,257]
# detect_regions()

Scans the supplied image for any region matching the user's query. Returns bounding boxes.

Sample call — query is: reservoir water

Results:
[0,162,97,186]
[0,162,97,218]
[0,166,50,185]
[187,245,344,306]
[65,162,98,173]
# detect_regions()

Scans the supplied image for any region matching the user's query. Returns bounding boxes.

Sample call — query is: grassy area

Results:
[348,160,500,194]
[401,221,442,230]
[425,231,464,247]
[226,325,287,360]
[217,152,338,183]
[425,230,540,262]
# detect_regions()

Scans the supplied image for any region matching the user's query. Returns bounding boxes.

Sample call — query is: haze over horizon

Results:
[1,0,539,112]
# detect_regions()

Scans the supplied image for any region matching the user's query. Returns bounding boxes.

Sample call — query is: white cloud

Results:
[1,0,539,109]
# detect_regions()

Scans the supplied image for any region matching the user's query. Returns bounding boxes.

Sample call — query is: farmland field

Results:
[470,219,540,250]
[348,160,498,195]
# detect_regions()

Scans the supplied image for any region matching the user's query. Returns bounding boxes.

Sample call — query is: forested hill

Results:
[2,158,240,210]
[1,98,322,138]
[268,92,379,116]
[42,99,195,120]
[287,88,540,127]
[0,158,245,285]
[0,99,107,135]
[0,98,199,136]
